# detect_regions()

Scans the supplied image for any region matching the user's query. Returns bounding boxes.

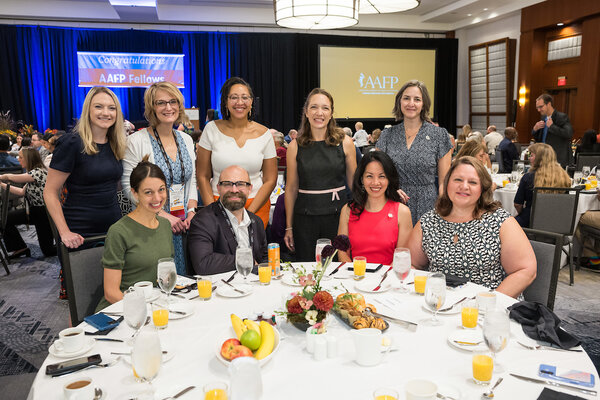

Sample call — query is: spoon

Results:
[94,387,103,400]
[482,377,503,399]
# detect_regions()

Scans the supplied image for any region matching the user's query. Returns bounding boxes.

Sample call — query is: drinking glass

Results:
[131,329,162,397]
[583,166,591,179]
[574,171,583,185]
[315,238,331,263]
[373,388,398,400]
[510,171,520,185]
[157,257,177,302]
[151,298,169,330]
[258,263,271,286]
[353,256,367,280]
[491,162,499,175]
[197,278,212,300]
[483,309,510,373]
[392,248,411,293]
[123,287,147,345]
[461,299,479,329]
[517,162,525,175]
[422,272,446,326]
[235,247,253,283]
[204,382,228,400]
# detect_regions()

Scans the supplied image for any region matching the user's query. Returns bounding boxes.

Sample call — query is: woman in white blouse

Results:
[196,77,277,228]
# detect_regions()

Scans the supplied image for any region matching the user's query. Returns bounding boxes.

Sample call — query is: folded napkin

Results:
[84,315,124,335]
[445,274,468,288]
[508,301,581,349]
[537,388,586,400]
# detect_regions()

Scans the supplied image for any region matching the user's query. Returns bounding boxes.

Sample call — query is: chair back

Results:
[494,150,504,172]
[59,236,106,326]
[530,187,580,235]
[0,183,10,233]
[575,153,600,171]
[522,228,563,310]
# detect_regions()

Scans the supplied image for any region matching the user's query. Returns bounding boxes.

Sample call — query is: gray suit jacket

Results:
[188,202,267,275]
[532,110,573,167]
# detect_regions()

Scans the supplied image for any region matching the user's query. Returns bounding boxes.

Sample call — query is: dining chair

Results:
[522,228,563,310]
[494,150,504,173]
[529,187,581,286]
[59,235,106,326]
[575,153,600,172]
[0,183,11,275]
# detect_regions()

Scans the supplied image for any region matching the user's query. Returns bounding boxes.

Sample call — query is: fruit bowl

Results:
[215,326,280,367]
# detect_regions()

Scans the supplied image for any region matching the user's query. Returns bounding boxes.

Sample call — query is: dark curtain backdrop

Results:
[0,24,457,135]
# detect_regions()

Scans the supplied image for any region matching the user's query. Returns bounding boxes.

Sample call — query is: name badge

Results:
[169,184,185,219]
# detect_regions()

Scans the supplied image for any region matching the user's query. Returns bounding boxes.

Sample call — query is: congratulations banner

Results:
[77,52,184,88]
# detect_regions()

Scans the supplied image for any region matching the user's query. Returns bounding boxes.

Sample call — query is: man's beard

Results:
[222,192,247,212]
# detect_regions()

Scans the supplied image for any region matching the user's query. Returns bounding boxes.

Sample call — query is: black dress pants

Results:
[292,212,341,261]
[4,205,56,256]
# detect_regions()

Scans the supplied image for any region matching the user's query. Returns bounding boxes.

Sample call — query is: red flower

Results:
[312,291,334,312]
[287,296,303,314]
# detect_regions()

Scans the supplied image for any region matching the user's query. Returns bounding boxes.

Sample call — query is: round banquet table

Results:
[29,263,598,400]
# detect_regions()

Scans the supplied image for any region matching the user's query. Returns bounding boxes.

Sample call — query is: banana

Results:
[230,314,247,340]
[254,321,275,360]
[243,319,261,339]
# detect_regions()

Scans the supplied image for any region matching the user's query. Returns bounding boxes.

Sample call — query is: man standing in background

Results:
[532,93,573,167]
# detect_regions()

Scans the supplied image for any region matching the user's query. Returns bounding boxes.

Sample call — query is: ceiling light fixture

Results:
[483,8,488,11]
[557,22,564,26]
[359,0,420,14]
[274,0,359,30]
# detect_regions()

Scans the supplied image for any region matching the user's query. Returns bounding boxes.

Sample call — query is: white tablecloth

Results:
[29,264,598,400]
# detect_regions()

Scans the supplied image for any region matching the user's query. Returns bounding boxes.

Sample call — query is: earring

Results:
[225,108,230,118]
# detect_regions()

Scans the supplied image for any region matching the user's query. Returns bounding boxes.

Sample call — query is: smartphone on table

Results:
[45,354,102,377]
[539,364,596,388]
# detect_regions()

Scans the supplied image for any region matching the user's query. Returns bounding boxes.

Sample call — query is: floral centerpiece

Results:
[278,235,350,330]
[0,110,17,141]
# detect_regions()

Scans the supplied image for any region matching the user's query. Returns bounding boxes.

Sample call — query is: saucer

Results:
[355,278,392,293]
[145,289,161,303]
[437,382,462,400]
[447,329,487,352]
[421,303,462,315]
[168,302,195,320]
[216,284,253,298]
[63,387,108,400]
[49,337,95,358]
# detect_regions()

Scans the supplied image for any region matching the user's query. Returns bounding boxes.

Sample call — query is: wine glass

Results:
[582,166,591,179]
[483,309,510,373]
[235,247,253,283]
[131,329,162,397]
[422,272,446,326]
[574,171,583,185]
[491,162,499,175]
[392,248,411,293]
[157,258,177,302]
[510,171,520,186]
[517,162,525,175]
[315,238,331,263]
[123,287,147,345]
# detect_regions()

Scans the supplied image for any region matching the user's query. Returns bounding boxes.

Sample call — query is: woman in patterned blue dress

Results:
[122,82,197,274]
[377,80,453,225]
[407,157,536,298]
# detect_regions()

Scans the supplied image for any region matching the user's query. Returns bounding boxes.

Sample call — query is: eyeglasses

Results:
[228,95,252,103]
[218,181,251,189]
[154,99,179,108]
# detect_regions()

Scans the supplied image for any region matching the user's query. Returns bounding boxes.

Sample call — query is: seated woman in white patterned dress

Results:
[407,156,536,298]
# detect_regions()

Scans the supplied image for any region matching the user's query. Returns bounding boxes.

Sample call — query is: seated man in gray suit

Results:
[188,165,267,275]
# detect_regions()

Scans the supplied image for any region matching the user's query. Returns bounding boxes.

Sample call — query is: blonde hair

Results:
[76,87,126,159]
[531,143,571,189]
[456,140,486,160]
[143,82,185,127]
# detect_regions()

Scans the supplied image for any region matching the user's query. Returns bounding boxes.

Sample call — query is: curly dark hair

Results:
[219,77,255,121]
[349,150,402,217]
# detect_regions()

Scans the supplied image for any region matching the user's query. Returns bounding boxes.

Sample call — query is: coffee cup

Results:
[134,281,153,299]
[63,376,94,399]
[405,379,437,400]
[351,328,393,367]
[54,327,85,353]
[476,291,497,313]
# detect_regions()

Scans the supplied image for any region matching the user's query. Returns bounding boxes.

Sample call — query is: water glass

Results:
[131,329,162,396]
[574,171,583,185]
[123,287,147,344]
[229,357,262,400]
[157,258,177,301]
[315,238,331,263]
[483,309,510,372]
[583,166,591,179]
[422,272,446,326]
[491,162,499,175]
[392,247,411,293]
[235,247,253,283]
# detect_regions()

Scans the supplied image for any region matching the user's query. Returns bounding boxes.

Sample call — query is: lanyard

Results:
[151,128,185,184]
[217,200,254,250]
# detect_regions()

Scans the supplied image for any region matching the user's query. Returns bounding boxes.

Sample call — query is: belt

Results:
[298,186,346,201]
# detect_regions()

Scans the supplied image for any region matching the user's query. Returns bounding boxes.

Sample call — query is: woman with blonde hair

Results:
[122,81,197,274]
[44,86,126,249]
[455,139,492,169]
[514,143,571,227]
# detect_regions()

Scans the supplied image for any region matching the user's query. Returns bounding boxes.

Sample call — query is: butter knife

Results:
[373,266,393,291]
[509,373,597,396]
[328,262,346,276]
[366,308,418,332]
[221,279,246,295]
[226,271,237,283]
[171,385,196,399]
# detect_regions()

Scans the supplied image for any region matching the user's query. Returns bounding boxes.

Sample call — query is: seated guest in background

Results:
[0,148,55,257]
[408,156,536,298]
[467,130,484,144]
[189,165,267,275]
[498,127,519,172]
[575,129,599,158]
[284,129,298,144]
[97,156,173,311]
[0,134,20,168]
[456,132,467,146]
[20,136,32,149]
[575,189,600,270]
[484,125,503,156]
[337,151,412,265]
[273,131,287,168]
[462,124,472,139]
[369,128,382,146]
[10,134,21,153]
[514,143,571,228]
[42,130,64,168]
[455,139,492,169]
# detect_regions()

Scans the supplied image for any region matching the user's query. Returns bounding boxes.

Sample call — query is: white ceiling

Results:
[0,0,547,33]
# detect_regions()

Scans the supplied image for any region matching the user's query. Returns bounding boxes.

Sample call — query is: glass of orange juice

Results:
[413,271,428,295]
[204,382,228,400]
[472,354,493,384]
[151,299,169,330]
[353,256,367,280]
[197,278,212,301]
[258,263,271,286]
[373,388,398,400]
[461,300,479,329]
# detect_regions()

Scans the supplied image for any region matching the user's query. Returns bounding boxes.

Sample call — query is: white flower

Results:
[305,310,318,325]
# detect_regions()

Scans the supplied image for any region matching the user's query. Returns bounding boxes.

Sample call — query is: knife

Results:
[366,309,418,332]
[226,271,237,283]
[171,385,196,399]
[221,279,246,295]
[509,373,597,396]
[111,351,169,355]
[453,340,483,346]
[328,262,346,276]
[373,266,393,291]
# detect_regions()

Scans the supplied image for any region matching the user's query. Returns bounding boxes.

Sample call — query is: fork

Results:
[373,267,393,291]
[80,356,121,372]
[517,341,583,352]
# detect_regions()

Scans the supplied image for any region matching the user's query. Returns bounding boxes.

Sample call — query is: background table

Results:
[29,263,598,400]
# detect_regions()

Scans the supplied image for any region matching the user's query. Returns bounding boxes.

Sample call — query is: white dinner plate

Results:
[447,329,487,352]
[355,278,392,293]
[215,326,280,367]
[48,337,95,358]
[168,302,195,320]
[421,303,462,315]
[281,274,302,287]
[216,283,253,298]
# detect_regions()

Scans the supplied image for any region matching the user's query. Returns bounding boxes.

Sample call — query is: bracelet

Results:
[285,227,293,231]
[187,208,196,214]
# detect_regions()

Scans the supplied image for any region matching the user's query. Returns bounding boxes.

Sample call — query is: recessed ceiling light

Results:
[557,22,564,26]
[467,13,472,16]
[483,8,488,11]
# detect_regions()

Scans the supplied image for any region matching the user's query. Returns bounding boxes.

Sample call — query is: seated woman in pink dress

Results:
[337,151,412,265]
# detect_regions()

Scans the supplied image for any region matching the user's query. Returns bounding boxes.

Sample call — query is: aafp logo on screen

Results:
[358,73,398,95]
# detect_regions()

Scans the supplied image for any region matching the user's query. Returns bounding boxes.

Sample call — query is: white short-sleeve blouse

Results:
[199,121,276,198]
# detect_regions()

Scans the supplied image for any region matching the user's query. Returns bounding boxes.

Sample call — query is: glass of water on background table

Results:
[157,257,177,302]
[315,238,331,263]
[235,247,253,283]
[392,248,411,293]
[422,272,446,326]
[491,162,499,175]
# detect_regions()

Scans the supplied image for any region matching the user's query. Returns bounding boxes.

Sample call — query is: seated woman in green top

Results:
[97,155,174,311]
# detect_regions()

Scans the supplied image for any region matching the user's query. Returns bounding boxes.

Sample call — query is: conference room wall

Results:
[0,24,457,135]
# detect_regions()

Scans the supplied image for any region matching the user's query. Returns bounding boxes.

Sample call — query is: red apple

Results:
[230,345,253,360]
[220,338,241,360]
